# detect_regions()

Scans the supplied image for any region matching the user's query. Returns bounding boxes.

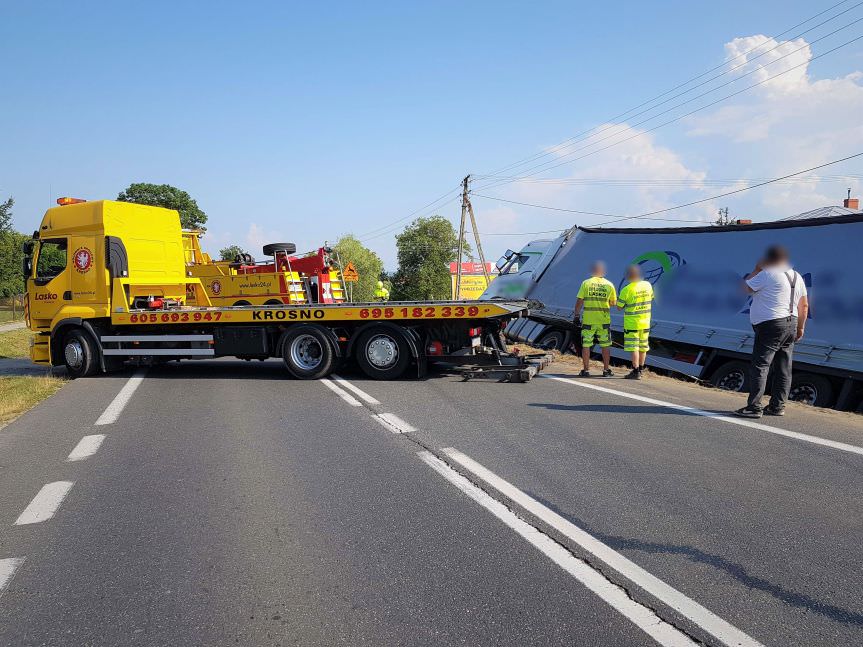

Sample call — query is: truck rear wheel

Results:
[280,325,335,379]
[789,373,834,407]
[355,325,411,380]
[62,329,99,378]
[709,360,750,392]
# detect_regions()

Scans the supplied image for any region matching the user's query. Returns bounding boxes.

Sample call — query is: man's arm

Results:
[574,297,584,318]
[796,295,809,341]
[743,262,764,295]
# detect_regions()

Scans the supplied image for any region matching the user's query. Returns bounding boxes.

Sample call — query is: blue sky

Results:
[3,1,862,267]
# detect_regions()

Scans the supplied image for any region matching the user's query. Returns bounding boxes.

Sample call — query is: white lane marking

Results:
[441,448,763,647]
[372,412,417,434]
[15,481,75,525]
[95,370,147,426]
[543,375,863,457]
[0,557,25,596]
[66,434,106,462]
[321,378,362,406]
[419,451,697,647]
[331,374,381,405]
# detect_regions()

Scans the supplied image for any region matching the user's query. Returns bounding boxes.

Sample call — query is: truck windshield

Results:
[34,238,68,285]
[499,252,542,275]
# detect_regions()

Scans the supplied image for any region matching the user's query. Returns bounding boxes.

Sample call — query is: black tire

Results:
[354,325,412,380]
[262,242,297,256]
[709,360,750,392]
[62,329,99,378]
[789,373,834,407]
[536,329,570,352]
[280,325,335,379]
[233,300,251,306]
[264,299,282,306]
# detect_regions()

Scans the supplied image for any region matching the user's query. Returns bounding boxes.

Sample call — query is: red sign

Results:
[449,262,492,275]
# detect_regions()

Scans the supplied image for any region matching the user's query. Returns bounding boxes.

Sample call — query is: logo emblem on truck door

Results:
[73,247,93,273]
[210,280,222,295]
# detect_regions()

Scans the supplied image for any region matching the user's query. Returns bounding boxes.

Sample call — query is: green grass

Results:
[0,309,24,323]
[0,375,66,427]
[0,328,32,359]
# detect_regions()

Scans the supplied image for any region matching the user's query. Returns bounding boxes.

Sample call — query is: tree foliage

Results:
[0,198,29,298]
[219,244,248,261]
[390,216,469,301]
[117,183,208,230]
[331,235,384,302]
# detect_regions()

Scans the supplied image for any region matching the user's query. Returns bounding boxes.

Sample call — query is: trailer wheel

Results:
[536,329,570,352]
[280,326,335,379]
[355,325,411,380]
[789,373,834,407]
[62,329,99,378]
[709,360,750,392]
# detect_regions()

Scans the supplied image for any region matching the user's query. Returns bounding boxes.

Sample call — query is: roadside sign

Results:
[342,262,359,282]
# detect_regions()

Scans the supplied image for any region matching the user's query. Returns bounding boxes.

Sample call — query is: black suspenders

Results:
[784,271,798,315]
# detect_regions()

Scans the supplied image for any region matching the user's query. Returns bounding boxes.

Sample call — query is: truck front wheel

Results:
[280,326,335,379]
[62,329,99,378]
[355,326,411,380]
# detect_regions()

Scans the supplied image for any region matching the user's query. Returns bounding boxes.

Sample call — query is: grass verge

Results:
[0,375,66,427]
[0,328,33,359]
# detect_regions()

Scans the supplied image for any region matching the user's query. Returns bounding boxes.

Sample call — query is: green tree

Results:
[391,216,469,301]
[0,197,29,298]
[117,183,208,230]
[219,244,248,261]
[332,234,384,302]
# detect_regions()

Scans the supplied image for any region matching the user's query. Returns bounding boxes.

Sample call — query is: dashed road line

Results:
[15,481,75,526]
[441,447,764,647]
[320,377,363,406]
[0,557,25,597]
[95,370,147,426]
[418,451,698,647]
[372,412,417,434]
[66,434,106,462]
[543,374,863,457]
[331,374,381,405]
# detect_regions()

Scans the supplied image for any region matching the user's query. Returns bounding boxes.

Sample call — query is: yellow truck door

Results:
[29,237,70,324]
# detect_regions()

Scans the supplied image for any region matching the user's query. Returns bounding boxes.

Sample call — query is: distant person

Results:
[617,265,654,380]
[374,280,390,301]
[573,261,616,377]
[734,245,808,418]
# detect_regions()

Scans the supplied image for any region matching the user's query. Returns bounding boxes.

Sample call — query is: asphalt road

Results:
[0,359,861,646]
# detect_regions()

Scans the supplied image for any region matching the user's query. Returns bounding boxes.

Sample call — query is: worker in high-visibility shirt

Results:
[374,280,390,301]
[617,264,654,380]
[573,260,616,377]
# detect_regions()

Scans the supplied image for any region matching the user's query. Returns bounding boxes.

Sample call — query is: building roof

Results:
[780,205,863,221]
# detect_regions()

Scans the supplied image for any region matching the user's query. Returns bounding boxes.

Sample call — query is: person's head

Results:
[762,245,790,267]
[626,264,641,282]
[591,260,606,277]
[376,280,384,289]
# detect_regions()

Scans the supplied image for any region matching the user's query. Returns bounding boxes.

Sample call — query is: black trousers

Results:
[747,316,797,411]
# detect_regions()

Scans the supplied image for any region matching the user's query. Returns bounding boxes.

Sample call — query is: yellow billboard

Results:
[451,274,494,300]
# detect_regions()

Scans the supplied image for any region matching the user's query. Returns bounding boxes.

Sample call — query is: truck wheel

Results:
[536,330,569,352]
[264,299,282,306]
[280,326,335,379]
[789,373,834,407]
[233,300,251,307]
[262,243,297,256]
[355,326,411,380]
[709,361,750,392]
[63,329,99,378]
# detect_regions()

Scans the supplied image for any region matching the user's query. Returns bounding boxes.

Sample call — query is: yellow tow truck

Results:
[23,198,547,381]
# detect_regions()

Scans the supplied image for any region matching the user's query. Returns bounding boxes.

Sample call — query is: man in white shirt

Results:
[734,245,809,418]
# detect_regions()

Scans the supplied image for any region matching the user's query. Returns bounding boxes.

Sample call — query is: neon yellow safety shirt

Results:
[618,279,654,330]
[576,276,616,325]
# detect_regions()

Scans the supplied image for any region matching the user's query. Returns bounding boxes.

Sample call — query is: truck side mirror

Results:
[21,241,34,281]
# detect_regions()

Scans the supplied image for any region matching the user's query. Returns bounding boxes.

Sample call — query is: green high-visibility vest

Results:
[618,280,653,329]
[576,276,616,325]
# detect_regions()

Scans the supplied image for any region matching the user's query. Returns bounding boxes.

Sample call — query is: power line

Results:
[358,190,462,242]
[481,0,860,178]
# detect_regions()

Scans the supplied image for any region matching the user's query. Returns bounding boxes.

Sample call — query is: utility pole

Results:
[455,175,491,299]
[715,207,731,226]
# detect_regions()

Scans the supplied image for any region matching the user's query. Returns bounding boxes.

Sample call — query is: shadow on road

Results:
[526,490,863,627]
